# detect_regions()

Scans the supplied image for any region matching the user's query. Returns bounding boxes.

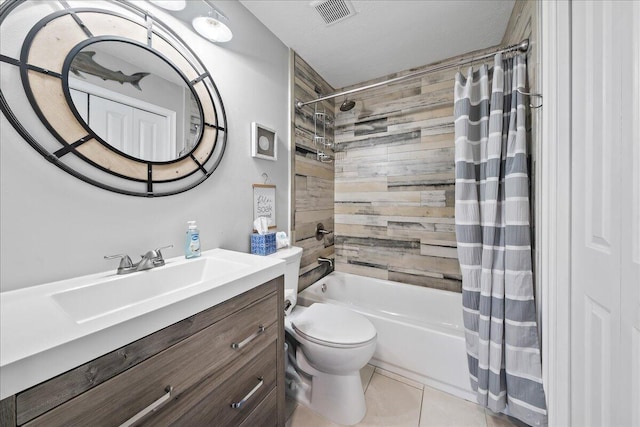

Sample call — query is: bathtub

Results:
[297,271,474,402]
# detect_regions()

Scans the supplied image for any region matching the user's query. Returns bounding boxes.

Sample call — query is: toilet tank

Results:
[268,246,303,293]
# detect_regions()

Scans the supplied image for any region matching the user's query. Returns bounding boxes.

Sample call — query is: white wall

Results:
[0,1,291,292]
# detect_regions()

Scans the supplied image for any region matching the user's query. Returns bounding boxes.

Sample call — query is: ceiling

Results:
[239,0,516,89]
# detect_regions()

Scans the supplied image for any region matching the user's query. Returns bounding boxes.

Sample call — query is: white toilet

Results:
[269,246,377,425]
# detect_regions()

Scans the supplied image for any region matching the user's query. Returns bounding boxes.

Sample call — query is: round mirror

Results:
[66,40,203,163]
[0,1,228,197]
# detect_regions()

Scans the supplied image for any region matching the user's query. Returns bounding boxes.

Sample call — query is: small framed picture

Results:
[251,122,277,161]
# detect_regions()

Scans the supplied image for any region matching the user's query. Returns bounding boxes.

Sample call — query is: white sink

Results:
[1,248,285,401]
[51,255,247,323]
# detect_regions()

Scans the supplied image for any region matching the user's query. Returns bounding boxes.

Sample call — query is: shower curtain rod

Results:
[295,39,530,109]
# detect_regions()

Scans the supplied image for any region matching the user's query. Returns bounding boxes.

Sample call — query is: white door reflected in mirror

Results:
[67,40,201,162]
[89,96,172,162]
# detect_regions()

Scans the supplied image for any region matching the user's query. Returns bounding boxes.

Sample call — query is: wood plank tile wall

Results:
[292,53,336,291]
[332,0,538,292]
[289,1,537,293]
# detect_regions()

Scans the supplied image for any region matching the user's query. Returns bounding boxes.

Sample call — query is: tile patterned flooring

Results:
[285,365,526,427]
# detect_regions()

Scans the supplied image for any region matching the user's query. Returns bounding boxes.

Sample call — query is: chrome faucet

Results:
[318,257,334,268]
[105,245,173,274]
[104,253,134,274]
[137,245,173,270]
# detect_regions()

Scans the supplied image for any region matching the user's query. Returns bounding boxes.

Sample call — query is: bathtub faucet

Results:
[318,257,334,268]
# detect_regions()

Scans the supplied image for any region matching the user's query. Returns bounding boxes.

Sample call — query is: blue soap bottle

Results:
[185,221,201,258]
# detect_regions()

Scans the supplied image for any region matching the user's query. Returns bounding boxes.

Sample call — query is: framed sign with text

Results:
[253,184,276,229]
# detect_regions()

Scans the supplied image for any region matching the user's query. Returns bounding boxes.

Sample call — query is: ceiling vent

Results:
[311,0,356,26]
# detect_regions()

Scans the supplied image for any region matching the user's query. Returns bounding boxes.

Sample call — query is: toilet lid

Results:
[291,303,376,346]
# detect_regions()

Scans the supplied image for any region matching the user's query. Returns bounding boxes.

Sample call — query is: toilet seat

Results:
[291,303,376,348]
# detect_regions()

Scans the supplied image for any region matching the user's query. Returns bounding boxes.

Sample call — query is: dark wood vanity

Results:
[0,277,285,426]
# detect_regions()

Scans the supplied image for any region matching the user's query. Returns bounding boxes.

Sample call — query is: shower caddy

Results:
[313,104,333,163]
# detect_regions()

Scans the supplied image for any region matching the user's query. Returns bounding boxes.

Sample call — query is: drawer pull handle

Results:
[119,386,172,427]
[231,377,264,409]
[231,325,265,350]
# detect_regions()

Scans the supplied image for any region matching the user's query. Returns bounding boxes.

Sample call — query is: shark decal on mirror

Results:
[70,51,149,91]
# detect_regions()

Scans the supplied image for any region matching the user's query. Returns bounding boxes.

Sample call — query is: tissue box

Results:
[251,232,277,256]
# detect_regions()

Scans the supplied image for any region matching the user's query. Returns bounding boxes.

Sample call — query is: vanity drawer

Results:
[240,388,278,427]
[23,292,278,427]
[141,341,278,426]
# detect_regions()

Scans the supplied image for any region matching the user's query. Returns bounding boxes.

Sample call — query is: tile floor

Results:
[285,365,527,427]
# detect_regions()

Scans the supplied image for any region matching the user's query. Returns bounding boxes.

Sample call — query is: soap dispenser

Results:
[185,221,201,259]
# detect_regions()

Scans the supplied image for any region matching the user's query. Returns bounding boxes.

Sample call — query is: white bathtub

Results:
[297,271,474,401]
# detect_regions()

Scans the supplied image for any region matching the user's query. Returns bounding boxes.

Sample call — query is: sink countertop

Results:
[0,249,285,400]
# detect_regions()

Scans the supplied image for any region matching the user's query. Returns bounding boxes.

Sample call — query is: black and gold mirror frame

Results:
[0,0,227,197]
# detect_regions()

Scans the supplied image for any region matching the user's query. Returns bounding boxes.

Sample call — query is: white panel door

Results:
[89,96,172,162]
[621,2,640,426]
[133,109,171,162]
[89,96,133,155]
[571,2,640,426]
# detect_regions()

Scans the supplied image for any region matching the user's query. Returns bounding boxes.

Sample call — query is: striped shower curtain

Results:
[453,53,547,426]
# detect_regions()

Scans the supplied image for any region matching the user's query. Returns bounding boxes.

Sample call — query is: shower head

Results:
[339,98,356,111]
